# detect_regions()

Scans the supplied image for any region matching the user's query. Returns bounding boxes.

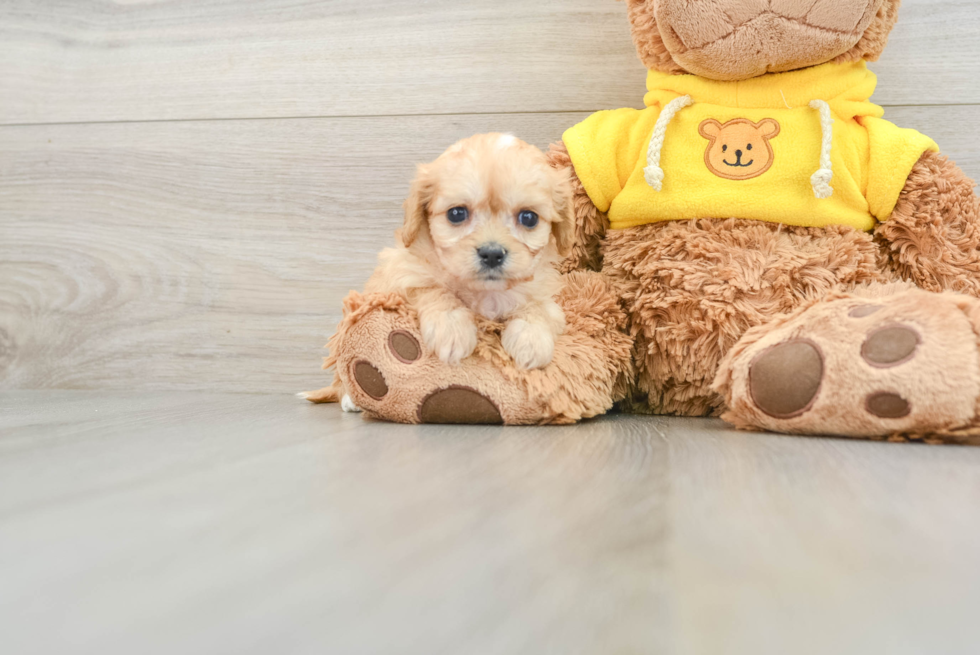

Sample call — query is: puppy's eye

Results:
[747,143,753,151]
[447,207,469,224]
[518,210,539,229]
[722,145,728,152]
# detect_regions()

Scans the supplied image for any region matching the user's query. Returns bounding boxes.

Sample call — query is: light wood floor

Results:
[4,1,980,651]
[3,391,980,654]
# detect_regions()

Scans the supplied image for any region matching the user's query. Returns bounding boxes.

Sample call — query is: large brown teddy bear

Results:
[313,0,980,442]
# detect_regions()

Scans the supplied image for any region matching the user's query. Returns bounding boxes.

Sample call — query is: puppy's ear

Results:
[400,164,434,248]
[550,168,576,258]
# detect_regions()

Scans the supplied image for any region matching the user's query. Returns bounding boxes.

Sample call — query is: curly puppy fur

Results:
[378,133,575,371]
[875,151,980,295]
[602,219,887,416]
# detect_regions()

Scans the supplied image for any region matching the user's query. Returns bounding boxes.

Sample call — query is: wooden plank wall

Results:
[2,0,979,393]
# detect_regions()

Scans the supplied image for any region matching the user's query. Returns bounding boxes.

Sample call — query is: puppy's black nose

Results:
[477,244,507,269]
[735,149,743,159]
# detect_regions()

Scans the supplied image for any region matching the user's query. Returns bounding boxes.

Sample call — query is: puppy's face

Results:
[401,133,574,290]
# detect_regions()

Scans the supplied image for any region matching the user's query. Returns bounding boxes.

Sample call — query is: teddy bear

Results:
[312,0,980,442]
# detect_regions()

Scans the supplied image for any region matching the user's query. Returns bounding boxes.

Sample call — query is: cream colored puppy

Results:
[366,133,574,370]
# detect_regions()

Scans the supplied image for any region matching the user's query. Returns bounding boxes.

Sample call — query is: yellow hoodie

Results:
[563,62,937,232]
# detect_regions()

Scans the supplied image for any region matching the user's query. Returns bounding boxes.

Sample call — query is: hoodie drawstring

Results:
[644,95,692,191]
[809,99,834,199]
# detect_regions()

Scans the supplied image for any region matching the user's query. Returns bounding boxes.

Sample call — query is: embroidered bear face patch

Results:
[698,118,781,181]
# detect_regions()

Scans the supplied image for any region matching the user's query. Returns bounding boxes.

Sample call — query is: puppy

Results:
[367,133,574,370]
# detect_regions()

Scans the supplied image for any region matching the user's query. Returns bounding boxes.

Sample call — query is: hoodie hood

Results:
[644,61,885,122]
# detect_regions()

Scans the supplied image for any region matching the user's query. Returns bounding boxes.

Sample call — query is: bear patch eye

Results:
[447,207,469,224]
[747,143,753,151]
[518,210,539,229]
[722,145,728,152]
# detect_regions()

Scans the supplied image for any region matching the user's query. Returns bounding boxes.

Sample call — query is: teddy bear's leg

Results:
[547,141,609,273]
[318,271,633,425]
[602,219,887,416]
[875,151,980,295]
[714,283,980,444]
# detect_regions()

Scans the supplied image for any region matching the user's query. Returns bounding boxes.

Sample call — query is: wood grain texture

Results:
[2,391,980,654]
[2,106,979,393]
[0,0,645,125]
[1,0,978,125]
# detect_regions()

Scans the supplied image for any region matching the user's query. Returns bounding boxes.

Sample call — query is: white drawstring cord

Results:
[809,99,834,199]
[644,95,693,191]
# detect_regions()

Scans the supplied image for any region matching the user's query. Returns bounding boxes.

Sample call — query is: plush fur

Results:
[546,142,608,273]
[602,219,887,417]
[875,151,980,295]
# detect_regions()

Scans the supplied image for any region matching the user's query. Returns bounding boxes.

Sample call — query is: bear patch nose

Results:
[477,244,507,269]
[735,149,743,158]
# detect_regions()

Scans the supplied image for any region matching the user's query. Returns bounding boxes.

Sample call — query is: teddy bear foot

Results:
[333,299,515,424]
[714,285,980,444]
[324,272,634,425]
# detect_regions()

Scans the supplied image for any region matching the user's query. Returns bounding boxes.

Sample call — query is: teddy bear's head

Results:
[623,0,901,81]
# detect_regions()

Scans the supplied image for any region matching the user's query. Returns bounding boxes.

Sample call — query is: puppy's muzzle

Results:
[477,243,508,270]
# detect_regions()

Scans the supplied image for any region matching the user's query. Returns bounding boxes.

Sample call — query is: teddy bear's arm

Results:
[874,151,980,295]
[547,141,609,273]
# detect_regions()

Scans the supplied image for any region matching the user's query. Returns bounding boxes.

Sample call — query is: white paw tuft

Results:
[341,394,362,413]
[502,318,556,370]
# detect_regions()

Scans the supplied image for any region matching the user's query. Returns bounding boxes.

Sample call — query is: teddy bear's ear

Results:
[622,0,690,75]
[698,119,722,140]
[758,119,781,139]
[400,164,434,248]
[834,0,901,64]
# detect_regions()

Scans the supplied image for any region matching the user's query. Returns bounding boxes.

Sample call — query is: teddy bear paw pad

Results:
[848,304,882,318]
[748,339,823,418]
[865,391,911,419]
[352,361,388,399]
[861,325,920,367]
[388,330,421,363]
[418,386,504,424]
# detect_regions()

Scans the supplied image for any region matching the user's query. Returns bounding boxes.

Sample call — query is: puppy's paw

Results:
[502,318,556,370]
[421,308,478,365]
